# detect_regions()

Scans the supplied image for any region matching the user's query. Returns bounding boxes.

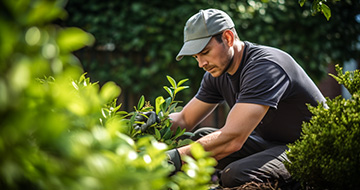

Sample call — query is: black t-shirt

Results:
[196,41,326,143]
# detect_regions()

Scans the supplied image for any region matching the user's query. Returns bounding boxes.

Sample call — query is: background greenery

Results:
[0,0,216,189]
[63,0,360,107]
[1,0,359,189]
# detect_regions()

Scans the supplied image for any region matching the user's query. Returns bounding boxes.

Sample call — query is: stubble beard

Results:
[220,55,234,76]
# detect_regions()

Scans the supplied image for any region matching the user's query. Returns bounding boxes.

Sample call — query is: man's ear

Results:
[223,30,234,47]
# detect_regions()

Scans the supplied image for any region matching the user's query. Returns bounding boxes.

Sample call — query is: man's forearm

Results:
[169,112,194,132]
[176,103,269,162]
[178,129,246,161]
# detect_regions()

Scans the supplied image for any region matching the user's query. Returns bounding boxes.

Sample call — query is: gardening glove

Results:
[166,148,182,175]
[134,111,160,132]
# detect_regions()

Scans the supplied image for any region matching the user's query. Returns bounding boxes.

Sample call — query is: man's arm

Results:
[169,97,218,132]
[177,103,269,160]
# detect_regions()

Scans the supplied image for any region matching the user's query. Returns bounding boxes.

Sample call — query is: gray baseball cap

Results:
[176,9,235,61]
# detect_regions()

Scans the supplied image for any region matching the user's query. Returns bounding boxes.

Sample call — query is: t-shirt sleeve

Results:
[195,72,224,104]
[237,61,290,109]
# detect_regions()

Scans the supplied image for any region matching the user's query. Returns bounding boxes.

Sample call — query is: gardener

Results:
[166,8,326,188]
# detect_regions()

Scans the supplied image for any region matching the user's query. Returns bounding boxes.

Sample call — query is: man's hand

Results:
[166,148,182,175]
[134,111,160,132]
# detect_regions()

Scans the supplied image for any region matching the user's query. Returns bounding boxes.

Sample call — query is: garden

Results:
[0,0,359,190]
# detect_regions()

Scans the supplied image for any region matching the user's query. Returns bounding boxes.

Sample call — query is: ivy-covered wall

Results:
[63,0,360,108]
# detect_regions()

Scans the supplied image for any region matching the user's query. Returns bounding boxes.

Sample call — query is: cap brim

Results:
[176,37,212,61]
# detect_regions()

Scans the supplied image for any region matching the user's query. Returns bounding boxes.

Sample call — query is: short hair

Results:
[213,32,223,43]
[213,28,240,43]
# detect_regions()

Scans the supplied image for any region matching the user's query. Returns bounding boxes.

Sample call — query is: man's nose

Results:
[197,57,208,68]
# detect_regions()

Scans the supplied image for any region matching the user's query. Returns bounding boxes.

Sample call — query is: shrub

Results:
[103,76,194,149]
[0,1,216,189]
[285,65,360,189]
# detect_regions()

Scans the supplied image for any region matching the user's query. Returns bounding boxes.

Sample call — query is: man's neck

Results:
[227,41,245,75]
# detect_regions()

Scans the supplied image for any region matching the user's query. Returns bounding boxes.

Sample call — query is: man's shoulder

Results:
[243,41,299,74]
[244,41,288,58]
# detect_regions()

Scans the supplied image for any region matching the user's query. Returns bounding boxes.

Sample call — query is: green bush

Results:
[285,65,360,189]
[107,76,194,149]
[63,0,360,103]
[0,0,216,189]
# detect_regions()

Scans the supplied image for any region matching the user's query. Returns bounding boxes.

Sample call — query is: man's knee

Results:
[220,163,281,188]
[220,166,251,188]
[219,146,291,188]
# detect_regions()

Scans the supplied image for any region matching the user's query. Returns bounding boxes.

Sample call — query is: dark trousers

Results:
[191,127,298,188]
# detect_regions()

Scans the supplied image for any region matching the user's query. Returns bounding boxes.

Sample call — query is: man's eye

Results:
[193,55,198,59]
[202,51,209,55]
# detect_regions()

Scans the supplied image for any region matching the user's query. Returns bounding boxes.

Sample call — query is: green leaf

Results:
[177,78,188,87]
[166,75,176,89]
[311,0,318,14]
[177,139,193,147]
[27,1,66,25]
[160,101,167,114]
[116,132,135,147]
[116,111,128,116]
[298,0,306,7]
[175,126,181,134]
[137,95,145,110]
[155,96,165,114]
[111,103,122,113]
[174,86,189,96]
[101,108,109,118]
[172,128,186,140]
[72,81,79,90]
[321,3,331,21]
[140,107,153,113]
[190,143,206,159]
[164,139,173,146]
[168,103,178,113]
[162,127,173,140]
[154,128,161,140]
[130,113,136,123]
[57,27,95,52]
[165,97,172,111]
[163,86,173,98]
[175,106,183,112]
[100,81,121,102]
[79,73,87,83]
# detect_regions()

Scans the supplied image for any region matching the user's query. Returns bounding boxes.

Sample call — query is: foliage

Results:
[63,0,213,103]
[285,65,360,189]
[63,0,360,103]
[103,76,194,149]
[170,143,217,190]
[0,0,217,190]
[228,0,360,82]
[298,0,337,20]
[329,64,360,95]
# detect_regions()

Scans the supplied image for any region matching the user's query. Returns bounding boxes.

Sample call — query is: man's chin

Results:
[209,71,223,78]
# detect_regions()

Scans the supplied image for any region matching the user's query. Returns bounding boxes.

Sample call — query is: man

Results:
[167,8,326,188]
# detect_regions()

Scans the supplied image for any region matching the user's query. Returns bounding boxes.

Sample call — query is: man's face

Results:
[192,36,233,77]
